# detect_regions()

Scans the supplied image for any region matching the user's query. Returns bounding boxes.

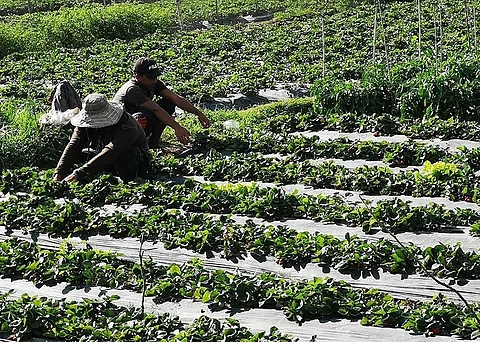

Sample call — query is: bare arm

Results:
[160,89,211,128]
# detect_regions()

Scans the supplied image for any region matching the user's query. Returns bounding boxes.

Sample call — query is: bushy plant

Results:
[0,100,70,170]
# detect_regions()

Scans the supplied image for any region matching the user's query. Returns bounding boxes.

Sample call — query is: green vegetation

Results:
[2,173,479,233]
[0,289,293,341]
[0,239,478,338]
[2,195,480,279]
[3,0,480,339]
[0,100,69,170]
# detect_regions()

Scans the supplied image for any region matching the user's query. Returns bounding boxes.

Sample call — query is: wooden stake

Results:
[176,0,183,29]
[377,0,390,74]
[417,0,422,58]
[373,0,378,65]
[464,0,471,48]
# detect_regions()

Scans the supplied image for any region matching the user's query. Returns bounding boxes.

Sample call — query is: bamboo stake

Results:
[176,0,183,30]
[138,234,146,316]
[320,0,326,79]
[373,0,378,65]
[465,0,471,49]
[473,1,478,66]
[377,0,390,74]
[438,1,443,64]
[417,0,422,58]
[434,15,439,74]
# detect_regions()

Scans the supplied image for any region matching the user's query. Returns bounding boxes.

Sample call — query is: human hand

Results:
[197,112,211,128]
[174,126,192,145]
[52,172,63,182]
[63,173,78,183]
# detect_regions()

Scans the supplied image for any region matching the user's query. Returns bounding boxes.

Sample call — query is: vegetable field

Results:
[2,0,480,341]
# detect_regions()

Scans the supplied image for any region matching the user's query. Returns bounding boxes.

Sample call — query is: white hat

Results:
[71,93,123,128]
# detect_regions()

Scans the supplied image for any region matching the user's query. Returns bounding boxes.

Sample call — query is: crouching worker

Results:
[53,93,150,183]
[114,57,210,148]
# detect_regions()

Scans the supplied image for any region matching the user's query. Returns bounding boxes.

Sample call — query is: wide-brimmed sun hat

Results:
[71,93,124,128]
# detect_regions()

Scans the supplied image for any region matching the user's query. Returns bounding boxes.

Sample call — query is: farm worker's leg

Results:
[113,147,146,182]
[133,98,176,149]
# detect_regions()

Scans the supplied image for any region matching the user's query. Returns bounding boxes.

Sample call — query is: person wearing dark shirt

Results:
[53,93,149,183]
[114,57,210,148]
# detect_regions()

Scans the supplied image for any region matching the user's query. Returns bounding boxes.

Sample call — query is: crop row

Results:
[0,0,115,15]
[2,171,480,233]
[1,0,314,19]
[194,130,450,165]
[0,290,292,341]
[313,58,480,121]
[253,98,480,140]
[2,0,475,61]
[2,195,480,279]
[0,0,317,58]
[150,150,479,202]
[0,238,478,338]
[195,128,480,172]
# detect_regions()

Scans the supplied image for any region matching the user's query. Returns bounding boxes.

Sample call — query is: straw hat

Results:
[71,93,124,128]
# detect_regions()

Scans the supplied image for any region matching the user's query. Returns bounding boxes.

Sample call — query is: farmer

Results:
[113,57,210,149]
[53,93,150,183]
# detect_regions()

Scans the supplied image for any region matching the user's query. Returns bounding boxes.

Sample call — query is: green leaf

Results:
[202,291,211,303]
[168,264,181,275]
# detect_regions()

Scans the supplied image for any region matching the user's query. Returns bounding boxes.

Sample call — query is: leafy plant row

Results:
[151,149,480,202]
[3,0,476,62]
[0,0,316,17]
[195,122,480,171]
[1,13,325,102]
[3,95,480,174]
[252,98,480,140]
[2,171,479,234]
[2,195,480,279]
[0,3,173,58]
[0,239,477,339]
[195,130,455,166]
[0,290,292,341]
[313,57,480,120]
[0,0,117,15]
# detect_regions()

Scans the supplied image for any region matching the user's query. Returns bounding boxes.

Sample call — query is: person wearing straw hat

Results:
[114,57,210,149]
[53,93,150,183]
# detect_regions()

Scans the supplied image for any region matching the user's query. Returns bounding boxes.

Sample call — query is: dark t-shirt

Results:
[114,78,167,114]
[55,112,149,180]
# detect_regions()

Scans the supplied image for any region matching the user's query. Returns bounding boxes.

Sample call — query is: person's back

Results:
[54,93,149,183]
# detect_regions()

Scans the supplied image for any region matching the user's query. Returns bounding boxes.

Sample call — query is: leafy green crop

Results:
[0,240,477,339]
[0,290,295,341]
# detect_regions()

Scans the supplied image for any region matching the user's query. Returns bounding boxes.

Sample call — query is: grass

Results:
[0,99,70,170]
